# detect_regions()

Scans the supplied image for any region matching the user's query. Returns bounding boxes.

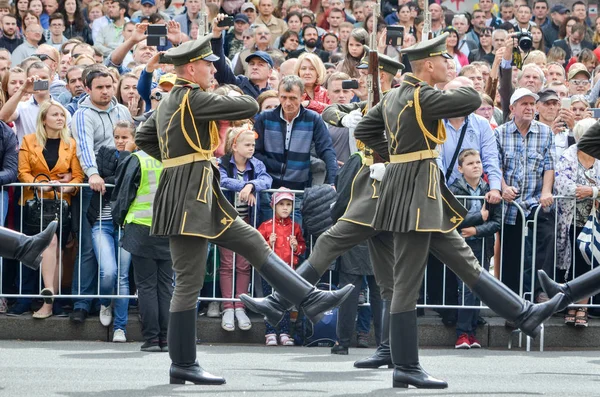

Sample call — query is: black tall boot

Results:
[391,310,448,389]
[470,270,564,338]
[240,255,354,326]
[0,221,57,270]
[168,309,226,385]
[538,269,600,312]
[354,300,393,369]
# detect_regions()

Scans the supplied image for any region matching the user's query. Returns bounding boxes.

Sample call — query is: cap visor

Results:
[540,95,559,102]
[441,52,453,59]
[204,54,220,62]
[356,63,368,69]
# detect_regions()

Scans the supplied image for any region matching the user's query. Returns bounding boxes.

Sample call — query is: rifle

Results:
[366,0,382,111]
[421,1,432,41]
[198,0,208,36]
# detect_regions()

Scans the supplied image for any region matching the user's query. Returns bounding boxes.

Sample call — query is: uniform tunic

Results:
[136,78,260,239]
[354,74,482,233]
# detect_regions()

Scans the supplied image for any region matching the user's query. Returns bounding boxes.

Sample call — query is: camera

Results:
[516,29,533,52]
[217,16,234,27]
[386,26,404,47]
[147,24,167,47]
[33,80,49,91]
[342,80,359,89]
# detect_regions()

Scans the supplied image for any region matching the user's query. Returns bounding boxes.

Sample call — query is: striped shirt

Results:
[495,120,556,225]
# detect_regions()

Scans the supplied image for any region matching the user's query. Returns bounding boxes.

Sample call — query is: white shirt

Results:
[14,96,72,145]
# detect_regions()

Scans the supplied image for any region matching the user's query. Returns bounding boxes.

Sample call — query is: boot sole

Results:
[304,284,355,325]
[169,376,226,385]
[239,295,285,327]
[520,292,565,338]
[354,362,394,369]
[393,380,448,389]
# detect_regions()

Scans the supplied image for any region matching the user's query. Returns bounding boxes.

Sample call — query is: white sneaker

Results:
[99,304,113,327]
[206,302,221,318]
[221,309,235,331]
[113,329,126,343]
[235,308,252,331]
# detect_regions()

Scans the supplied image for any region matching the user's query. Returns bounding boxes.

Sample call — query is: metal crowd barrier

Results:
[1,183,599,350]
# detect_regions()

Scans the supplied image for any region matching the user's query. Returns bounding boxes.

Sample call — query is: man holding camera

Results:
[211,15,273,99]
[0,62,66,145]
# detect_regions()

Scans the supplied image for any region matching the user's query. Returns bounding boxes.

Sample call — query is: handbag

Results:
[577,203,600,266]
[24,173,71,241]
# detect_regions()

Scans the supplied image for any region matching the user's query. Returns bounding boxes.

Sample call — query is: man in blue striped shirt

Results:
[495,88,556,298]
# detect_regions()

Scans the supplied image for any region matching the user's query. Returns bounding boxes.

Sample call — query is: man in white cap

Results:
[495,87,556,300]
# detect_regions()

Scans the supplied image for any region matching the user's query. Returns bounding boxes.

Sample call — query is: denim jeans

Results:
[456,241,486,337]
[71,187,99,312]
[0,189,8,225]
[91,219,132,331]
[355,277,372,334]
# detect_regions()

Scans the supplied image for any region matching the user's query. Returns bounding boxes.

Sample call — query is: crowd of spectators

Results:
[0,0,599,350]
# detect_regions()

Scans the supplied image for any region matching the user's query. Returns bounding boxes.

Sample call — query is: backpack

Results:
[292,283,338,347]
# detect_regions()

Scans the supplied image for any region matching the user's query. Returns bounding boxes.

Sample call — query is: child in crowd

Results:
[449,149,501,349]
[218,125,272,332]
[257,188,306,346]
[88,121,135,342]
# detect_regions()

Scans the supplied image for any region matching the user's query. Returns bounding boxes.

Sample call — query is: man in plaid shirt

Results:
[496,88,556,300]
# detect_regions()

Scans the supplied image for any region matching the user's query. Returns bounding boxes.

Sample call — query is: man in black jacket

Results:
[286,25,330,63]
[0,14,23,53]
[543,5,570,49]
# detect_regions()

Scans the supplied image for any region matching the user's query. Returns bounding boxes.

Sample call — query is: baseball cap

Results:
[271,188,295,206]
[537,89,559,103]
[568,64,591,80]
[241,2,256,11]
[234,13,249,23]
[510,87,539,106]
[141,0,155,5]
[550,4,569,14]
[245,51,274,68]
[159,73,176,86]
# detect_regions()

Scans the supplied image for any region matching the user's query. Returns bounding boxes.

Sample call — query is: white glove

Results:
[369,163,386,181]
[341,109,363,129]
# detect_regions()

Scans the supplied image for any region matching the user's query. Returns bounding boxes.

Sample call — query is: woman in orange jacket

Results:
[18,100,84,319]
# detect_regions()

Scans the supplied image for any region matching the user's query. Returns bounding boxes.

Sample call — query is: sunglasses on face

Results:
[36,53,56,62]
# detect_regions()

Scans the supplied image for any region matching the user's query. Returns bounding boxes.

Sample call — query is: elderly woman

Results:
[294,52,331,114]
[571,95,592,123]
[554,118,600,328]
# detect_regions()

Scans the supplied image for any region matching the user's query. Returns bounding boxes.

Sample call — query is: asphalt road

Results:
[0,341,599,397]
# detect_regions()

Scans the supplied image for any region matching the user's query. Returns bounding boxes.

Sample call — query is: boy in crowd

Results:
[449,149,501,349]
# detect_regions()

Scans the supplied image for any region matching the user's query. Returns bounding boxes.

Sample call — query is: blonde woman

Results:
[294,52,330,114]
[18,100,84,318]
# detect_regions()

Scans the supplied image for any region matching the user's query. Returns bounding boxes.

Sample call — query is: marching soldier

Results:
[354,33,564,389]
[135,34,353,386]
[241,53,404,369]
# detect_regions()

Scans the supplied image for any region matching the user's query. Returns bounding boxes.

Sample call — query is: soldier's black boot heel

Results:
[390,310,448,389]
[168,309,226,385]
[471,271,564,338]
[0,221,58,270]
[241,255,354,326]
[538,269,600,312]
[355,300,393,369]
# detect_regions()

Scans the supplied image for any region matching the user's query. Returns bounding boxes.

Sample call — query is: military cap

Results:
[401,33,453,62]
[357,49,405,75]
[161,35,219,66]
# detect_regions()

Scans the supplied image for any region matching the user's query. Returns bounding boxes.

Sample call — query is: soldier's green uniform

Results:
[135,35,354,386]
[354,33,564,390]
[240,53,403,369]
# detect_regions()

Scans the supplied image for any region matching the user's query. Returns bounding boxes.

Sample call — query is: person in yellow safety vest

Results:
[111,149,174,353]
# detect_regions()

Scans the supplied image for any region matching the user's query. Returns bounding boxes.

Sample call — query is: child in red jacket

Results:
[257,188,306,346]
